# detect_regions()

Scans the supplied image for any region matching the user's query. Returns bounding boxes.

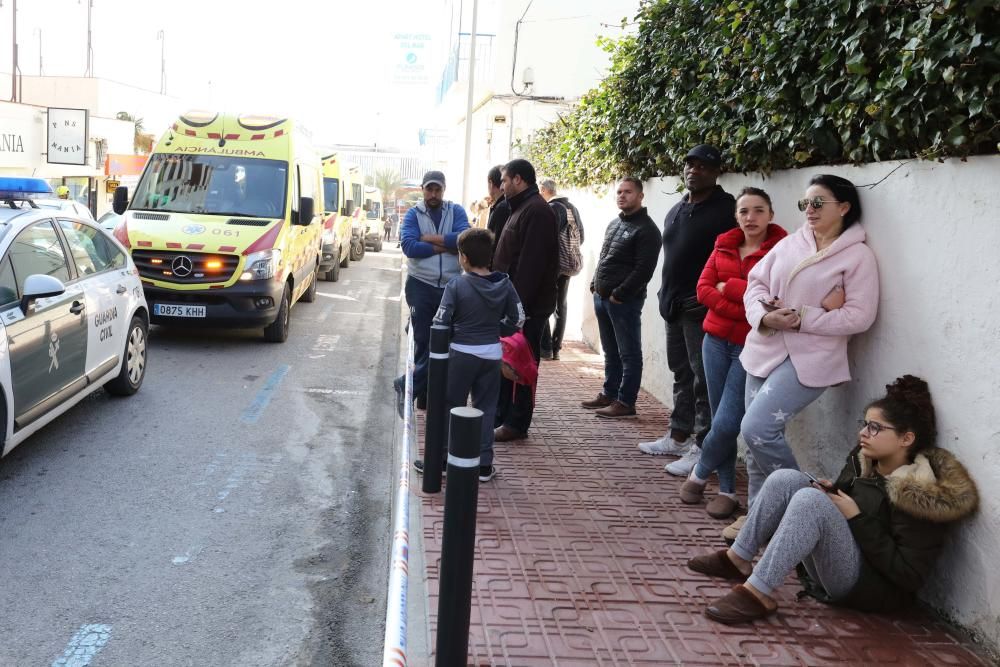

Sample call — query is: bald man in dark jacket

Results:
[492,158,559,440]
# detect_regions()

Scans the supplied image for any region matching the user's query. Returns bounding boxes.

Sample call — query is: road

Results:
[0,246,403,666]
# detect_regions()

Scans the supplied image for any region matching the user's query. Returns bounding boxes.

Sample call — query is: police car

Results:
[0,177,149,458]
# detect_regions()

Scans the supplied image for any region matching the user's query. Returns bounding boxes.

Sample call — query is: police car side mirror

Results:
[20,274,67,314]
[112,186,129,215]
[295,196,315,226]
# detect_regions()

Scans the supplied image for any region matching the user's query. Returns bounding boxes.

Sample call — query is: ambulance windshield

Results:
[132,154,288,218]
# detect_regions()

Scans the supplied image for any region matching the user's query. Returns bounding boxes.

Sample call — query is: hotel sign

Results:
[47,107,89,166]
[0,116,39,168]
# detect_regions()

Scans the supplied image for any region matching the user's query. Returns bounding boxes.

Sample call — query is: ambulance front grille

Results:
[132,250,241,284]
[226,218,271,226]
[132,212,170,221]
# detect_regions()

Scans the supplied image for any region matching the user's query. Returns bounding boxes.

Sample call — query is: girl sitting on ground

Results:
[687,375,979,624]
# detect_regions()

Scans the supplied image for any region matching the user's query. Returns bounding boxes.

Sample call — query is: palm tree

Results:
[373,169,405,207]
[116,111,154,154]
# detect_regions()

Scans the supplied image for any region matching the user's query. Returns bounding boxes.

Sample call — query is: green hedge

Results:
[524,0,999,185]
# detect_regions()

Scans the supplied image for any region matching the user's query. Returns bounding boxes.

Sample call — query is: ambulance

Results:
[362,186,384,253]
[111,111,324,342]
[342,164,367,262]
[318,154,358,281]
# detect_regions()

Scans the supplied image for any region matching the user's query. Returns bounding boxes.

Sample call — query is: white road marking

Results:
[303,388,370,396]
[51,624,112,667]
[312,334,340,352]
[172,545,203,565]
[317,292,358,301]
[376,295,401,302]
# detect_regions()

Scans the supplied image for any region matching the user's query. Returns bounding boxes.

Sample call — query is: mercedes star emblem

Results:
[172,255,194,277]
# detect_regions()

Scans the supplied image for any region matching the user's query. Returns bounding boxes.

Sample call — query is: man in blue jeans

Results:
[394,171,470,416]
[581,177,661,418]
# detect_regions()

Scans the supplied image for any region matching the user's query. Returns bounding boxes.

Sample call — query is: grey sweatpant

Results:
[742,358,827,505]
[732,469,862,599]
[447,349,501,467]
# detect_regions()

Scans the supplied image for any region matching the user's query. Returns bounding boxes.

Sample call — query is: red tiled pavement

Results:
[413,343,989,666]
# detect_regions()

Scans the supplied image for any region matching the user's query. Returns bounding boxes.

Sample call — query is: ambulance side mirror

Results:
[112,186,129,214]
[342,200,355,217]
[295,196,315,226]
[21,274,66,314]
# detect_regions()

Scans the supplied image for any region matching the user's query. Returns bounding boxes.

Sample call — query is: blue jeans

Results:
[398,276,446,399]
[593,293,644,407]
[693,334,745,494]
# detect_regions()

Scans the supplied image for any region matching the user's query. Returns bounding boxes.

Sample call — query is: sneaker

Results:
[665,444,700,477]
[638,435,691,456]
[479,465,496,482]
[595,400,637,419]
[722,515,747,544]
[415,394,427,410]
[551,349,560,361]
[393,377,405,419]
[413,459,446,475]
[580,393,614,410]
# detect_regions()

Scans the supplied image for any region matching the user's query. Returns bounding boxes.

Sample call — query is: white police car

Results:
[0,177,148,457]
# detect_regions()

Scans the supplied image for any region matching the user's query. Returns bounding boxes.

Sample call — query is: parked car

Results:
[34,198,97,222]
[97,210,121,232]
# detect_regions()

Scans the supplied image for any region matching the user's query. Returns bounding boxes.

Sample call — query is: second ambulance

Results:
[112,111,323,342]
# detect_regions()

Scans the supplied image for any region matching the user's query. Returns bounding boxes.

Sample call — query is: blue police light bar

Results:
[0,177,54,200]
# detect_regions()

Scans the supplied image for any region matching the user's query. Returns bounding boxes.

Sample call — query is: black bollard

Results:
[435,406,483,667]
[422,324,450,493]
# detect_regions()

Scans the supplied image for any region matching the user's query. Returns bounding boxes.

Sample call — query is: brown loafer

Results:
[580,393,614,409]
[706,494,740,519]
[705,585,776,625]
[494,425,526,442]
[679,479,706,504]
[595,400,637,419]
[687,549,747,581]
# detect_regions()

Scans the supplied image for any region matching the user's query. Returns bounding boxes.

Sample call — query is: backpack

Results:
[557,204,583,277]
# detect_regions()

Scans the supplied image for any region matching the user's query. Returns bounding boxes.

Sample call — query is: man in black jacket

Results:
[486,165,510,264]
[640,145,736,478]
[492,159,560,441]
[581,177,661,418]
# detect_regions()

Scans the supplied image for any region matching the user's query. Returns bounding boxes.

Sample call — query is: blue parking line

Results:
[241,365,290,424]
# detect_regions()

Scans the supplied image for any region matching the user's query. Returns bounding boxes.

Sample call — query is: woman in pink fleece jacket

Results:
[724,174,879,542]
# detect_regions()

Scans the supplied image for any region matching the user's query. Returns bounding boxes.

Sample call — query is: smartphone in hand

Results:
[803,471,835,492]
[758,298,781,312]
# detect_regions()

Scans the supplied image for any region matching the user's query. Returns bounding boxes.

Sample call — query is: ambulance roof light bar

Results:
[0,177,54,209]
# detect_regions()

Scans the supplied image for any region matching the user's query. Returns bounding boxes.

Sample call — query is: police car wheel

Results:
[106,315,148,396]
[263,284,291,343]
[301,267,318,303]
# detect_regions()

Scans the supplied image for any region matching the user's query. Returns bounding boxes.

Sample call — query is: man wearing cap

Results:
[639,145,736,477]
[394,171,470,415]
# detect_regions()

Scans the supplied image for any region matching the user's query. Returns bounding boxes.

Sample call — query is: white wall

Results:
[565,156,1000,652]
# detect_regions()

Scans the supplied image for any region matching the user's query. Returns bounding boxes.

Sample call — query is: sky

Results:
[0,0,451,149]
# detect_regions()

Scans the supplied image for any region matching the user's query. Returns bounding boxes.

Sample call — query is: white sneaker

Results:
[665,444,700,477]
[638,435,691,456]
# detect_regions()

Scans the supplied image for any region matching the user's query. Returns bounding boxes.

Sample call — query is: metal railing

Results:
[382,326,414,667]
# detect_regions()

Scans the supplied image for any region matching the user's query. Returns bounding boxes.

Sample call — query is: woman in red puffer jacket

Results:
[677,187,786,518]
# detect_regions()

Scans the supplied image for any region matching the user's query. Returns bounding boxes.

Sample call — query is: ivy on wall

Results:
[523,0,999,186]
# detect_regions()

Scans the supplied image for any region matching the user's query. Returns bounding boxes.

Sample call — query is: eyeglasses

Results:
[797,197,840,211]
[857,419,898,436]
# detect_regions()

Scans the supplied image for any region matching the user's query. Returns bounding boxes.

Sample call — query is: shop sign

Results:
[393,32,431,86]
[0,116,40,168]
[106,180,120,193]
[47,108,89,166]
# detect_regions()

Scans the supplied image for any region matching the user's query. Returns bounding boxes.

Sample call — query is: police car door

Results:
[56,219,128,380]
[2,220,89,428]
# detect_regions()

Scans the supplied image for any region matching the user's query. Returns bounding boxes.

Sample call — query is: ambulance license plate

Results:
[154,303,206,318]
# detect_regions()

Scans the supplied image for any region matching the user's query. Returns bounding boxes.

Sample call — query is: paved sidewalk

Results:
[411,343,988,666]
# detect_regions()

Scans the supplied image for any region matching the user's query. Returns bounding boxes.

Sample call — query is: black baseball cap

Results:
[684,144,722,167]
[422,170,446,187]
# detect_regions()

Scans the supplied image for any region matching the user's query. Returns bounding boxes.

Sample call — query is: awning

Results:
[104,154,148,176]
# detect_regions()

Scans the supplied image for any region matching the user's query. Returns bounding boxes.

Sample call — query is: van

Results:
[319,155,358,281]
[112,111,323,342]
[362,186,384,252]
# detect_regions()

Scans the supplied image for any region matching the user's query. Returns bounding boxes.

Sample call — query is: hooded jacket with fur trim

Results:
[812,446,980,612]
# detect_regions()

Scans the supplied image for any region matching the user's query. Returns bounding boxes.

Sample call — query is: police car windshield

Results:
[132,154,288,218]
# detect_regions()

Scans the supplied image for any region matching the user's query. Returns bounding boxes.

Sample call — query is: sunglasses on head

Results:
[797,197,840,211]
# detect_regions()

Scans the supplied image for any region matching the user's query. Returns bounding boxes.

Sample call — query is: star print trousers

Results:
[741,358,826,507]
[732,469,862,599]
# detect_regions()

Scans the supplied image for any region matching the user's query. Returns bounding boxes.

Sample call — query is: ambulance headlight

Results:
[241,249,282,281]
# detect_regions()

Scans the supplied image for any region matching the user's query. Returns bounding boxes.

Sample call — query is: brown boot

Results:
[705,585,777,625]
[580,393,614,409]
[706,495,740,519]
[594,400,636,419]
[679,479,706,504]
[494,425,526,442]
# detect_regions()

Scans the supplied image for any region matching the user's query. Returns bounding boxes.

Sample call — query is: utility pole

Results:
[83,0,94,77]
[459,0,479,208]
[157,30,166,94]
[3,0,17,102]
[35,27,41,75]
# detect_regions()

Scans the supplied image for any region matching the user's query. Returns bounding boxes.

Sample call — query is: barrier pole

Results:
[421,325,450,493]
[434,406,483,667]
[382,326,415,667]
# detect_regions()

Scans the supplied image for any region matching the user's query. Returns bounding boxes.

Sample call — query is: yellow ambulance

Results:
[319,154,358,281]
[111,111,323,342]
[362,186,385,252]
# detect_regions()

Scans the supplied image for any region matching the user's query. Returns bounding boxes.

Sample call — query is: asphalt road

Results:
[0,245,403,666]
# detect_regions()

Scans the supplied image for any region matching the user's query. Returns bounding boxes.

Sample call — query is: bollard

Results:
[422,324,450,494]
[435,406,482,667]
